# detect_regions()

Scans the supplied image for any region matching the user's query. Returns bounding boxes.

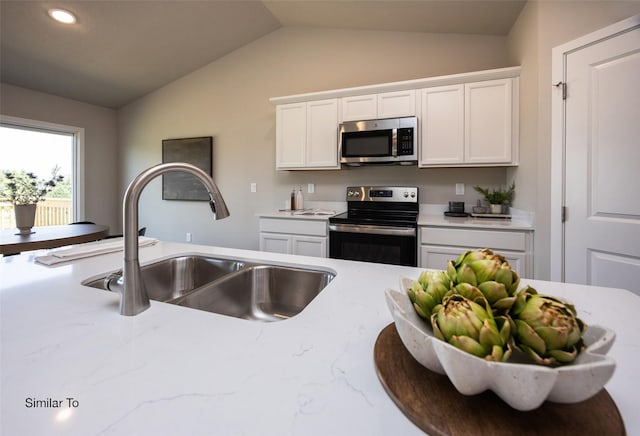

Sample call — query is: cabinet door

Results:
[260,233,291,254]
[276,103,307,169]
[306,99,339,168]
[292,235,327,258]
[377,90,416,118]
[418,85,464,166]
[464,79,513,164]
[341,94,377,121]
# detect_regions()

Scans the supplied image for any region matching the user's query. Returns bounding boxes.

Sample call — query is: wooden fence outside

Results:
[0,198,72,230]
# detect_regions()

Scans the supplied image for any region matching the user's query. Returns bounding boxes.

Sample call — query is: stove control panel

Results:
[346,186,418,203]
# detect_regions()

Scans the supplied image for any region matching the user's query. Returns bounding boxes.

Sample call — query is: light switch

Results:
[250,183,257,193]
[456,183,465,195]
[308,183,315,194]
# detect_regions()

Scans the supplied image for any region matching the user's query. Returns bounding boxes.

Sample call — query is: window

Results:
[0,116,84,230]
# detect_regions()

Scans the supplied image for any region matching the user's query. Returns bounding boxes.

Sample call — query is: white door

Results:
[563,25,640,294]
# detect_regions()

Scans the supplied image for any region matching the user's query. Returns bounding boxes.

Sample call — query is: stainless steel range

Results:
[328,186,419,266]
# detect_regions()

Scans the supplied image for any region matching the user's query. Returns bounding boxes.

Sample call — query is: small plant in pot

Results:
[0,168,64,234]
[474,182,515,214]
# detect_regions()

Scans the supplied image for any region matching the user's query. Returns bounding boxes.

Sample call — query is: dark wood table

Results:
[0,224,109,255]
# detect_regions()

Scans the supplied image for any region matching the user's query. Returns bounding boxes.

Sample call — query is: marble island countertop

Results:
[2,242,638,435]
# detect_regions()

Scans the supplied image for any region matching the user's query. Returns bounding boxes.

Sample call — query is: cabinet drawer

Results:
[259,218,327,237]
[421,227,526,251]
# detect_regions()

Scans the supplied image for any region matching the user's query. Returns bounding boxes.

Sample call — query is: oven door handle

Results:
[328,223,416,237]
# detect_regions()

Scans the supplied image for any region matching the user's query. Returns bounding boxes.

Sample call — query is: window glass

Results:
[0,125,74,229]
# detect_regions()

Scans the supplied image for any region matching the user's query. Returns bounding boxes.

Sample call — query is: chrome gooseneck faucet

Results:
[108,162,230,316]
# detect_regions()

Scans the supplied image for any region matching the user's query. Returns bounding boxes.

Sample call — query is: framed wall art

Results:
[162,136,213,201]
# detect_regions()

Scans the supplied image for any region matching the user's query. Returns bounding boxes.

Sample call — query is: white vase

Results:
[14,204,37,235]
[490,203,503,214]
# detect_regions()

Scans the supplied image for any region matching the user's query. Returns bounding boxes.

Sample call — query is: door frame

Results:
[550,14,640,282]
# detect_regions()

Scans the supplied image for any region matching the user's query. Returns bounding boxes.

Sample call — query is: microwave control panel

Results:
[397,128,414,156]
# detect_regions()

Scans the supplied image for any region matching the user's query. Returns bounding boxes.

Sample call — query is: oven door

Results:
[328,223,417,266]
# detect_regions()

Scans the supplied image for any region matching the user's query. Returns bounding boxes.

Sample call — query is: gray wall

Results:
[0,83,119,233]
[117,27,511,250]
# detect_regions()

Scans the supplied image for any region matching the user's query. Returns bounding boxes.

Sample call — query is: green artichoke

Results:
[431,294,512,362]
[446,248,520,311]
[510,286,586,366]
[407,270,451,320]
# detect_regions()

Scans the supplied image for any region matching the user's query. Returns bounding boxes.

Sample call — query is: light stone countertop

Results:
[417,213,534,231]
[2,242,637,435]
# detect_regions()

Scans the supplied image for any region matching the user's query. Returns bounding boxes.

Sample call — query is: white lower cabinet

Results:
[259,218,328,258]
[419,226,533,278]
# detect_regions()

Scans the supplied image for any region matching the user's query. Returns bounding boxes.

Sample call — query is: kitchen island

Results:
[1,242,638,435]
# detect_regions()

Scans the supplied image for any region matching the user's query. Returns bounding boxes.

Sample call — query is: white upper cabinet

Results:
[418,78,518,167]
[465,79,514,164]
[419,85,465,165]
[306,99,340,168]
[377,90,416,119]
[276,102,307,168]
[341,90,416,121]
[340,94,377,121]
[276,98,339,170]
[271,66,520,170]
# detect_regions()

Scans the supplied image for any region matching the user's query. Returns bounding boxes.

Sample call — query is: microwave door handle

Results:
[391,128,398,157]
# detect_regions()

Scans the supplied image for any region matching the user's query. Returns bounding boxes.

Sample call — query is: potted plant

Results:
[0,168,64,234]
[474,182,515,214]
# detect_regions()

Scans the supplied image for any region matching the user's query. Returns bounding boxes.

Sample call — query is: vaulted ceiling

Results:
[0,1,526,109]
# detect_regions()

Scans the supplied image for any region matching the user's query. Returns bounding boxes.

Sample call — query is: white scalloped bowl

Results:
[385,279,617,411]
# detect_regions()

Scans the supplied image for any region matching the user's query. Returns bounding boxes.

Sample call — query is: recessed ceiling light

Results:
[48,8,77,24]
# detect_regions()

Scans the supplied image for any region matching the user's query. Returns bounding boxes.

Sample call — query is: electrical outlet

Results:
[455,183,465,195]
[308,183,315,194]
[186,232,192,242]
[250,183,257,193]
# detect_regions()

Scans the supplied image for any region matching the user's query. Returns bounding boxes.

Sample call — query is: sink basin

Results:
[82,255,246,302]
[82,255,335,321]
[172,265,334,321]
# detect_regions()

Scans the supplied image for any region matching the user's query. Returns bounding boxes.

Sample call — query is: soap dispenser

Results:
[295,185,304,210]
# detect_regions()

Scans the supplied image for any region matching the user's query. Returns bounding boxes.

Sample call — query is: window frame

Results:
[0,115,85,223]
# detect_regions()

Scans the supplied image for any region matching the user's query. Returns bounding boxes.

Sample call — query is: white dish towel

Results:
[35,236,158,266]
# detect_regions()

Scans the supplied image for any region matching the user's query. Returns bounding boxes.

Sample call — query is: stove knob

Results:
[403,191,409,198]
[411,192,416,198]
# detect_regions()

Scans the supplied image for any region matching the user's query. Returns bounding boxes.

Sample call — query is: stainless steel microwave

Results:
[338,116,417,166]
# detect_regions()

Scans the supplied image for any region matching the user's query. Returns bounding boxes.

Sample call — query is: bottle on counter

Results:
[290,188,296,210]
[295,185,304,210]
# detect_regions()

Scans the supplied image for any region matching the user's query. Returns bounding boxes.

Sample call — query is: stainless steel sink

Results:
[171,265,334,321]
[82,255,246,302]
[82,255,335,321]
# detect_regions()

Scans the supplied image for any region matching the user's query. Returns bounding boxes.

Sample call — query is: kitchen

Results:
[2,1,640,434]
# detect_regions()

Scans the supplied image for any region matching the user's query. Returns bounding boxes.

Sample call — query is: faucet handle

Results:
[105,272,123,293]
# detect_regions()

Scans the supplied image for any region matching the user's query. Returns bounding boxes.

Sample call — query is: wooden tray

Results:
[374,323,625,436]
